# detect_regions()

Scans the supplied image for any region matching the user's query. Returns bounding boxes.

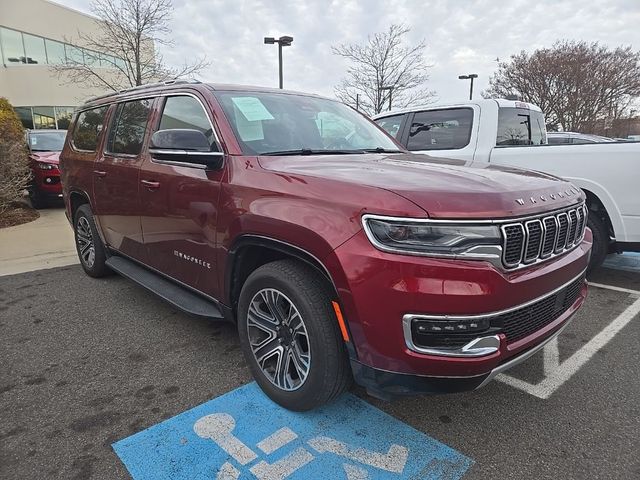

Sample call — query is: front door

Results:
[92,98,155,261]
[139,93,225,299]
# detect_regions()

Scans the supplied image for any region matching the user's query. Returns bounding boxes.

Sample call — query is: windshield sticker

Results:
[231,97,275,122]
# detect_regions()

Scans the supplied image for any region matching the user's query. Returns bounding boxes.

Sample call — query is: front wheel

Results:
[237,260,351,411]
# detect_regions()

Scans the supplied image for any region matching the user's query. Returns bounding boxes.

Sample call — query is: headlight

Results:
[362,215,501,256]
[37,162,56,170]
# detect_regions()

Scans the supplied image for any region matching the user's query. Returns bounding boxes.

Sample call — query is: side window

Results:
[496,107,546,146]
[375,114,404,139]
[407,108,473,151]
[159,95,216,149]
[107,99,152,155]
[72,106,108,152]
[548,136,570,145]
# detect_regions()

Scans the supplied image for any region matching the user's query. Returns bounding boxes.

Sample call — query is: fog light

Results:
[415,317,490,334]
[45,177,53,183]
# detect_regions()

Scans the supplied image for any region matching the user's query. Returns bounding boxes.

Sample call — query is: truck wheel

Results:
[74,204,111,278]
[237,259,351,411]
[587,214,608,276]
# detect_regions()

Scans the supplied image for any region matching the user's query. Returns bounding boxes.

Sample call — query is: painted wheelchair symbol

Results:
[194,413,409,479]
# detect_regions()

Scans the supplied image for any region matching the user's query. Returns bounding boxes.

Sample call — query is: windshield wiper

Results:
[261,148,366,156]
[361,147,404,153]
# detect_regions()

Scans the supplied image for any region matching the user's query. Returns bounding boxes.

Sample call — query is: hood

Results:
[30,151,60,164]
[257,153,584,219]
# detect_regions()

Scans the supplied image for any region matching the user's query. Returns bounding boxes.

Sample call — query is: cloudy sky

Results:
[54,0,640,103]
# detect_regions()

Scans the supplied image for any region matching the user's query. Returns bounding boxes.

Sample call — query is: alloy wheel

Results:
[247,288,311,391]
[76,217,96,268]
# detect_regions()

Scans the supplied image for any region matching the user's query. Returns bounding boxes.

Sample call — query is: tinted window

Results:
[72,106,108,151]
[496,107,546,146]
[159,96,215,147]
[406,108,473,151]
[33,106,56,129]
[548,135,570,145]
[108,99,152,155]
[375,114,404,138]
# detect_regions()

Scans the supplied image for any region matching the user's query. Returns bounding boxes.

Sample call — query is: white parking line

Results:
[587,281,640,296]
[498,284,640,399]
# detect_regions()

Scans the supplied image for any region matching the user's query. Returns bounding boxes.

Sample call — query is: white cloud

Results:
[53,0,640,103]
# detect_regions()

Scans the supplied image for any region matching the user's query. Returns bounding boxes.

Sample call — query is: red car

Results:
[26,129,65,208]
[60,81,591,410]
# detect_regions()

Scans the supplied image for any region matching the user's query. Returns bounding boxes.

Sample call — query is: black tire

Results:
[586,213,609,276]
[74,204,111,278]
[237,259,351,411]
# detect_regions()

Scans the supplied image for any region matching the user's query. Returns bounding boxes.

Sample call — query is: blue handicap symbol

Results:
[113,382,473,479]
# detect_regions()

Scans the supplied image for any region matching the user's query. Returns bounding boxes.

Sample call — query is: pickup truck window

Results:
[375,114,404,139]
[496,107,546,146]
[406,108,472,151]
[215,91,398,155]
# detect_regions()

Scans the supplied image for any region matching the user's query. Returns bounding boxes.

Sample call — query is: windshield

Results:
[29,131,66,151]
[215,91,400,155]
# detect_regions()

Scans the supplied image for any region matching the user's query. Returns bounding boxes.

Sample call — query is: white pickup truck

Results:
[373,99,640,273]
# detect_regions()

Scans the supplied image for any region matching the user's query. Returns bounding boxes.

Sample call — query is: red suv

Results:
[60,81,591,410]
[26,129,66,208]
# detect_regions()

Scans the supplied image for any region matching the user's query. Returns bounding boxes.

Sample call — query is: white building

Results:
[0,0,130,129]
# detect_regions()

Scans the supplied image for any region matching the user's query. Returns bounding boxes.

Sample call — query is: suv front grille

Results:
[501,204,587,269]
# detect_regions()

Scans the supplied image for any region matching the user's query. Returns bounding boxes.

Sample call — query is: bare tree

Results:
[484,41,640,132]
[333,24,435,116]
[52,0,208,92]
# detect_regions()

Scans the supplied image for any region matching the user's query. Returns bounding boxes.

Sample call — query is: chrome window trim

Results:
[402,268,586,357]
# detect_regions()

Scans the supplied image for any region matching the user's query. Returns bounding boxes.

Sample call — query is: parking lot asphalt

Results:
[1,264,639,479]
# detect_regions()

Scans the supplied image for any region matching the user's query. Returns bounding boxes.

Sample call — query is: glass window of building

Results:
[66,45,84,64]
[1,27,26,63]
[33,107,57,129]
[23,33,46,64]
[84,50,100,66]
[55,107,75,129]
[15,107,34,129]
[45,39,66,64]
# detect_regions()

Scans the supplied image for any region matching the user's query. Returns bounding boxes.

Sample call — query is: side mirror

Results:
[149,129,223,169]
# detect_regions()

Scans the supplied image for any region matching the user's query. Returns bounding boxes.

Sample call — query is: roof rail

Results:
[84,79,201,104]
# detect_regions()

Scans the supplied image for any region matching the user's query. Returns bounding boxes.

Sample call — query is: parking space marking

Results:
[112,382,473,479]
[587,281,640,296]
[498,288,640,399]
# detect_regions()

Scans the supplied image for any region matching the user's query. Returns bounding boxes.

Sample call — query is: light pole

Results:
[380,86,394,111]
[264,35,293,89]
[458,74,478,100]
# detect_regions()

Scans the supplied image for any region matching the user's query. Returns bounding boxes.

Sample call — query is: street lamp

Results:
[380,86,394,111]
[458,74,478,100]
[264,35,293,89]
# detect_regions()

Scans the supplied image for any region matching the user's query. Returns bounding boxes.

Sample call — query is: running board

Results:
[105,256,224,319]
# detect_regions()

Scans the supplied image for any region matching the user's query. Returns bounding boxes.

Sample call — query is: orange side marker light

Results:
[331,301,350,342]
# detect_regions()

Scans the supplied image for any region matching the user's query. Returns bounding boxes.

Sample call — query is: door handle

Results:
[141,179,161,189]
[93,170,107,178]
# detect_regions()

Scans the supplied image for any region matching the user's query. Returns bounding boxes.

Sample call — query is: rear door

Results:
[92,98,155,261]
[138,92,225,299]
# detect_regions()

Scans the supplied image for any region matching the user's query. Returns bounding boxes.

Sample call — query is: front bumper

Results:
[326,227,592,387]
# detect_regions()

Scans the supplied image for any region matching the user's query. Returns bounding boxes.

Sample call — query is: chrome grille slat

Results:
[502,203,586,269]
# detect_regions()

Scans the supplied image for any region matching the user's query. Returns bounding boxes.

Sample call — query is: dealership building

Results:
[0,0,127,129]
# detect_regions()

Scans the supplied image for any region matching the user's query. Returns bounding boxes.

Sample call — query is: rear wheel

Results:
[237,260,351,411]
[586,213,608,276]
[74,204,111,278]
